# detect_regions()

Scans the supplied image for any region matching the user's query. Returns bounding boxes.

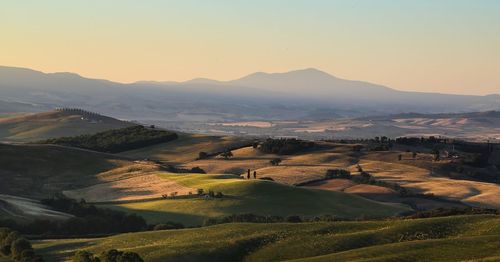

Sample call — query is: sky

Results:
[1,0,500,95]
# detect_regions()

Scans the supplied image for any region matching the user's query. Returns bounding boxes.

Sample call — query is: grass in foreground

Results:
[103,173,410,225]
[33,215,500,262]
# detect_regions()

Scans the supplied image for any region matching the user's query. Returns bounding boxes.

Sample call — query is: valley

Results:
[1,110,499,261]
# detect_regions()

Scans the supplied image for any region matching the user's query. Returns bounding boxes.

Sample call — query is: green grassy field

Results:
[33,215,500,262]
[102,173,410,225]
[0,110,134,142]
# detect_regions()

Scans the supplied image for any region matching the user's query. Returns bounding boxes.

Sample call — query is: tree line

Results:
[258,138,315,155]
[40,125,178,153]
[1,228,44,262]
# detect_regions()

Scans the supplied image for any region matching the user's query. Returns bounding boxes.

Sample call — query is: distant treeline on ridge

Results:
[40,125,178,153]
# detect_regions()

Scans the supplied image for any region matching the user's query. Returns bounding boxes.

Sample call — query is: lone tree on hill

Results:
[198,151,209,159]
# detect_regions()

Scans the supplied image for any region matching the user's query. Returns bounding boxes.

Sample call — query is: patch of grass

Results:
[103,173,410,225]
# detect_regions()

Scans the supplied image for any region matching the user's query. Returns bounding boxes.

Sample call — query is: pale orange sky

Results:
[1,0,499,95]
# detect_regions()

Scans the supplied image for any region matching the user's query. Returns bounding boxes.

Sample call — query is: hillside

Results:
[96,173,409,226]
[33,215,500,262]
[0,143,160,199]
[0,109,134,142]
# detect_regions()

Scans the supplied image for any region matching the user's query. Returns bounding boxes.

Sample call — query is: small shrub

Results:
[11,238,33,261]
[215,192,224,198]
[100,249,122,262]
[269,158,282,166]
[72,250,100,262]
[203,218,219,226]
[153,222,184,230]
[325,169,351,179]
[198,152,208,159]
[117,252,144,262]
[190,166,206,174]
[220,151,234,159]
[1,231,21,256]
[285,216,302,223]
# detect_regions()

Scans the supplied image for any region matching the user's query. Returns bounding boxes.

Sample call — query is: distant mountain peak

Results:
[234,68,337,82]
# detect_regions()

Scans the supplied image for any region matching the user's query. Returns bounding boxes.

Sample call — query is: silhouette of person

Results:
[247,169,250,179]
[253,170,257,179]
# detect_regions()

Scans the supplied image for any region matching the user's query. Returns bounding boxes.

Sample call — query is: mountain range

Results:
[0,66,499,121]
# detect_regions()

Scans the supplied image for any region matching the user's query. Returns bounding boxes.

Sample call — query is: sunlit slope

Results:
[34,215,500,262]
[0,110,134,142]
[104,173,410,225]
[118,133,248,164]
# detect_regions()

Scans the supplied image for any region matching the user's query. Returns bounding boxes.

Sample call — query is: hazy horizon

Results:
[2,0,500,95]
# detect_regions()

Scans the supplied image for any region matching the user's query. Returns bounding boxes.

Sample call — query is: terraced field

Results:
[33,215,500,262]
[102,173,409,225]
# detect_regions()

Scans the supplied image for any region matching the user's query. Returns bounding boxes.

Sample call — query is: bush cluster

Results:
[41,125,178,153]
[202,213,338,226]
[0,228,44,262]
[153,222,184,230]
[407,207,500,219]
[325,169,351,179]
[73,249,143,262]
[259,138,315,155]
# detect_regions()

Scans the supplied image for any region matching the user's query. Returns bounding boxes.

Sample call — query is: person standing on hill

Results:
[253,170,257,179]
[247,169,251,179]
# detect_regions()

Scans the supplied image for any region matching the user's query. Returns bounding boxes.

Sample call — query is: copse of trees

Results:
[202,213,340,226]
[259,138,315,155]
[220,150,234,159]
[40,125,178,153]
[0,228,44,262]
[325,169,351,179]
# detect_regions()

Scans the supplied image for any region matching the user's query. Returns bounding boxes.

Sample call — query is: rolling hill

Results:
[97,173,410,226]
[0,109,134,142]
[33,215,500,262]
[0,143,147,199]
